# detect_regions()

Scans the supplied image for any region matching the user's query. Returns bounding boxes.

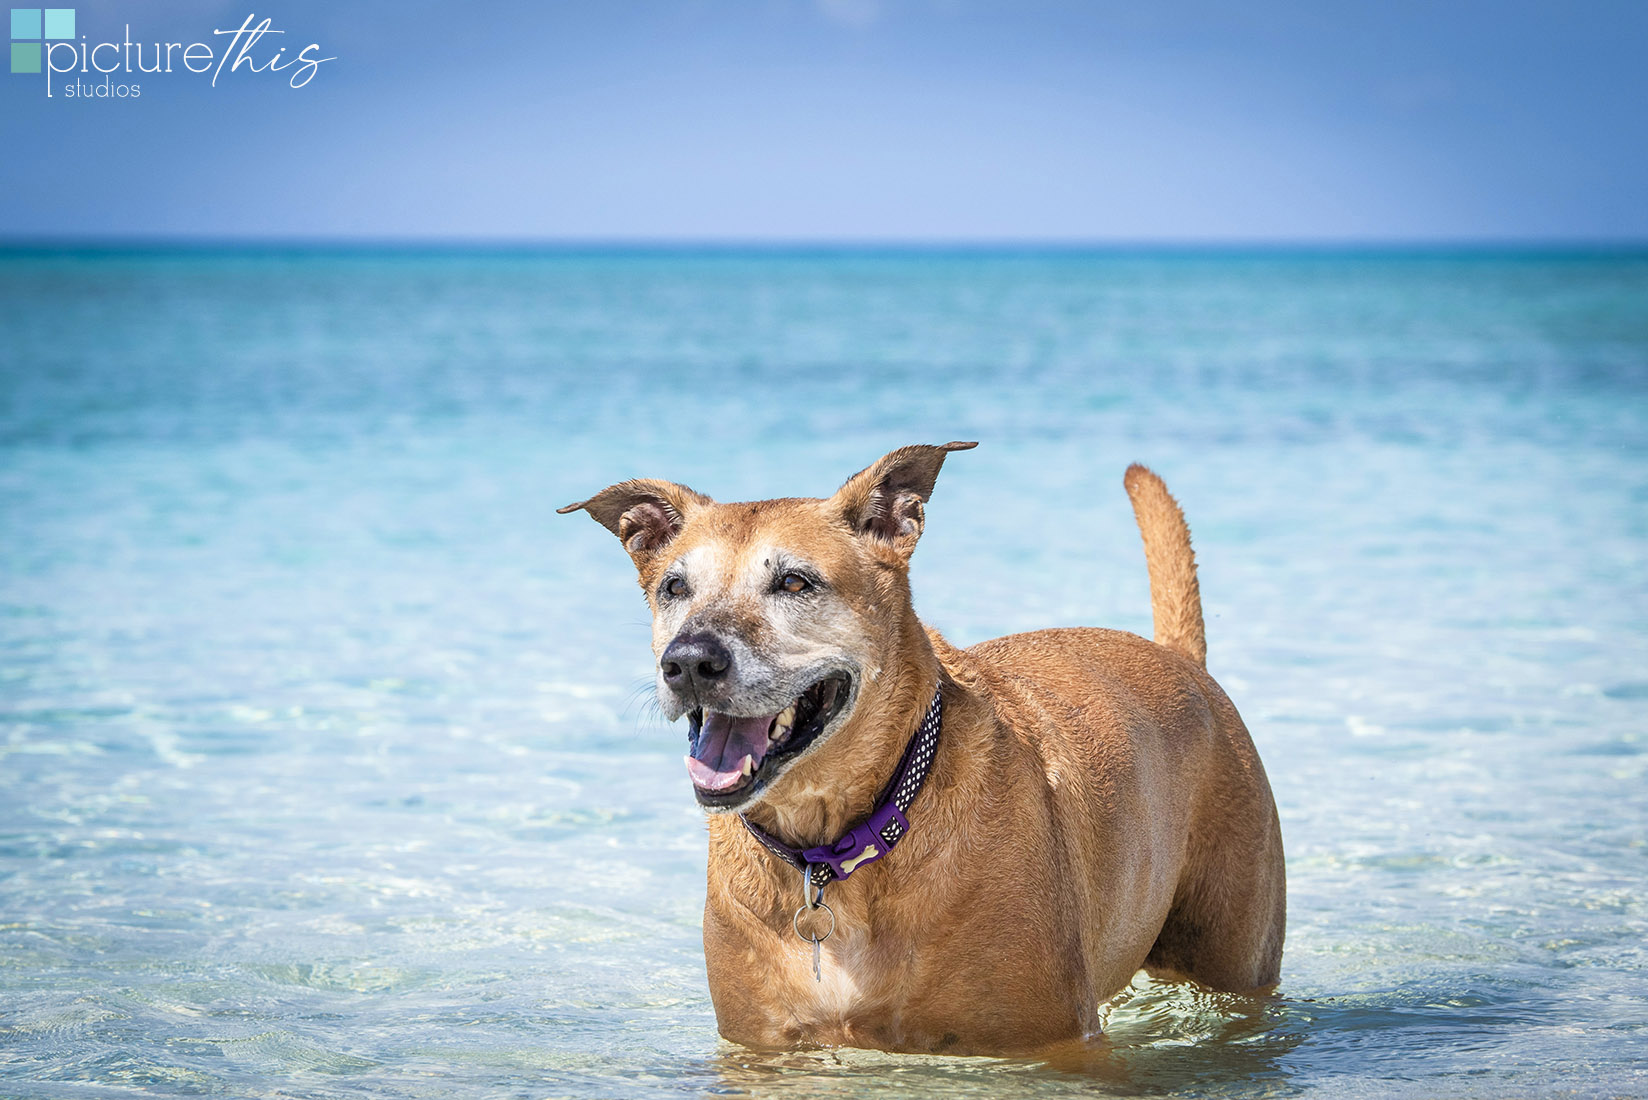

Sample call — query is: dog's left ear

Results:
[833,441,976,558]
[558,478,712,568]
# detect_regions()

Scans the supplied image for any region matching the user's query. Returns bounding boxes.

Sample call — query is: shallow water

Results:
[1,247,1645,1098]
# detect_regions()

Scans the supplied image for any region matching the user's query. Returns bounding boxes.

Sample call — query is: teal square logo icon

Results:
[10,8,40,39]
[10,7,68,72]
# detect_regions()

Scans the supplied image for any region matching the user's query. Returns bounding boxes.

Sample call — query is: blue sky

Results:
[2,0,1646,242]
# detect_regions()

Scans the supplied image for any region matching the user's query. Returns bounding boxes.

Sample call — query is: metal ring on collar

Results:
[801,864,822,910]
[792,900,834,944]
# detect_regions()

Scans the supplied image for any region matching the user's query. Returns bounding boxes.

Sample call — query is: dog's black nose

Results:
[661,633,732,690]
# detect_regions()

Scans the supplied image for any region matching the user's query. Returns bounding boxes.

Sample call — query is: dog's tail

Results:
[1123,464,1207,668]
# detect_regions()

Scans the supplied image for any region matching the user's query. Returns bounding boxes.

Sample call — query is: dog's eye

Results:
[778,573,811,594]
[662,577,687,599]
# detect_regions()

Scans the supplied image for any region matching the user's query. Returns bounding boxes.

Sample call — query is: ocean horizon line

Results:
[3,236,1648,260]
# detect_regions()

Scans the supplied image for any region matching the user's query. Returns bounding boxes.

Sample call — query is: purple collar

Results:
[739,686,943,899]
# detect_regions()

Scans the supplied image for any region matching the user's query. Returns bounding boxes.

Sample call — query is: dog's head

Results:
[561,442,974,812]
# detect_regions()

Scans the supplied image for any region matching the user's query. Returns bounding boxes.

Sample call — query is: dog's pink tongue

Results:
[686,711,773,792]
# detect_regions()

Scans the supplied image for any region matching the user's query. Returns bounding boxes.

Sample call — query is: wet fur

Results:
[562,447,1285,1054]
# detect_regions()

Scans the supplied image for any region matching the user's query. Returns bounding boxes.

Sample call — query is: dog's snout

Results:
[661,633,733,691]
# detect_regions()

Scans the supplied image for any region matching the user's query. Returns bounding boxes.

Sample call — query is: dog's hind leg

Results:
[1145,789,1286,991]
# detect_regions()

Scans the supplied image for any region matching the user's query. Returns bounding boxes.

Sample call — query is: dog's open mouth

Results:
[684,673,852,806]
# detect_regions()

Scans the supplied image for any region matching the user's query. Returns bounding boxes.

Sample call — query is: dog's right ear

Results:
[832,441,976,559]
[558,479,711,566]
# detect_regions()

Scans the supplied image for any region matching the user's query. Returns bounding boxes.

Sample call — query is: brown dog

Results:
[560,443,1284,1054]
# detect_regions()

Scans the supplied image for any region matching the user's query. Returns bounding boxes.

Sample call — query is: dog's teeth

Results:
[771,706,796,741]
[740,755,756,777]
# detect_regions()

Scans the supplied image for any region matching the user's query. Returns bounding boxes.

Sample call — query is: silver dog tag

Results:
[793,893,835,985]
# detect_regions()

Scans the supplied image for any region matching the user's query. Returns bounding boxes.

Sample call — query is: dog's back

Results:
[965,625,1285,994]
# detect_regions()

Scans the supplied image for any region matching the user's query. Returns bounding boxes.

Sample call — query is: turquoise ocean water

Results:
[1,248,1645,1097]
